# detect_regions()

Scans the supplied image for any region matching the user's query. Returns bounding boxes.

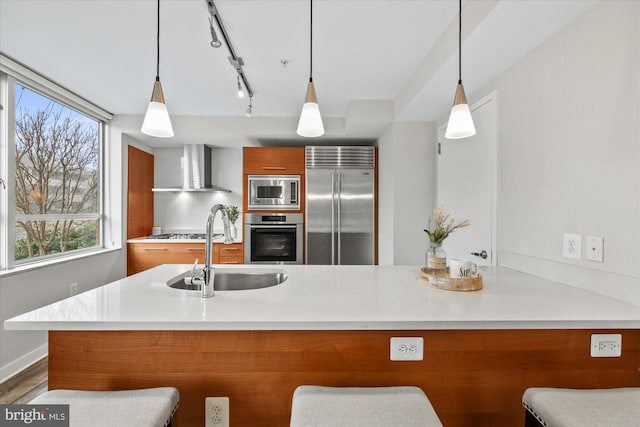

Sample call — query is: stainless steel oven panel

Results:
[244,213,303,264]
[248,175,300,210]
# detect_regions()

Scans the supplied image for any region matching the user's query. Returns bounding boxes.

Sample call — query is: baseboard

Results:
[0,344,48,384]
[500,251,640,306]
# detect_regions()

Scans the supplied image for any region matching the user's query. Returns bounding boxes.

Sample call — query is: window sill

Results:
[0,247,122,278]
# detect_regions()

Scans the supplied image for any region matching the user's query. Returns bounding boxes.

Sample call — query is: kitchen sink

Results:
[167,268,288,291]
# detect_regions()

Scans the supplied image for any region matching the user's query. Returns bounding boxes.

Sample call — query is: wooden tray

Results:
[419,267,483,292]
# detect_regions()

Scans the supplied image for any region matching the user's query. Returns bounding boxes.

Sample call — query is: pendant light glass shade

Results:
[445,83,475,139]
[141,0,174,138]
[297,80,324,137]
[445,0,475,140]
[142,79,174,138]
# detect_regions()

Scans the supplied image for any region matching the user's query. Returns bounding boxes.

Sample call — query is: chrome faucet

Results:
[188,204,233,298]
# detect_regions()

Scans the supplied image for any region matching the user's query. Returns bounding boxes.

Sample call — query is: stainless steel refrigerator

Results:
[305,146,376,265]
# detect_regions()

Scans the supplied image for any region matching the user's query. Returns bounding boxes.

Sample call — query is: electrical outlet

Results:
[590,334,622,357]
[390,337,423,361]
[563,233,581,259]
[69,282,79,296]
[585,236,604,262]
[205,397,229,427]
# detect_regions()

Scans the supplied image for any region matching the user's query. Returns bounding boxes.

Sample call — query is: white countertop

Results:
[4,265,639,331]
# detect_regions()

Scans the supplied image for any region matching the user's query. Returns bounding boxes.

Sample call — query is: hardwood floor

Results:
[0,357,48,404]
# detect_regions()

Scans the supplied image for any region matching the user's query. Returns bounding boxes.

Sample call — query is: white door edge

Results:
[436,90,498,266]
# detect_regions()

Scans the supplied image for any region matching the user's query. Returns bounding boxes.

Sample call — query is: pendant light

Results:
[141,0,174,138]
[296,0,324,138]
[445,0,476,140]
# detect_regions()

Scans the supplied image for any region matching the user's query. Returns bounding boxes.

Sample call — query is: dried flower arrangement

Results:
[424,205,470,244]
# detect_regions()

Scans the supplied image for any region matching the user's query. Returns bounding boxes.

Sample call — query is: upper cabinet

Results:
[243,147,306,214]
[243,147,305,175]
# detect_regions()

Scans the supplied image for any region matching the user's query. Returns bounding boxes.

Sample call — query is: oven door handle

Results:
[249,225,298,229]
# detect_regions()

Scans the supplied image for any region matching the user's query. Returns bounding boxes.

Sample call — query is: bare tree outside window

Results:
[14,84,100,261]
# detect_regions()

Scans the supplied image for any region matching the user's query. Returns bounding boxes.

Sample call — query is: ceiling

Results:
[0,0,598,147]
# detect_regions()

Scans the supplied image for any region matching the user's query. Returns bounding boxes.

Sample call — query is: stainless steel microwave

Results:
[248,175,300,210]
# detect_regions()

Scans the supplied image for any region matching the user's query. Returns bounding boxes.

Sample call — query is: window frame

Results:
[0,54,112,271]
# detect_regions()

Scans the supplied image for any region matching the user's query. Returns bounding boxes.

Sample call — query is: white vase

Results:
[230,223,237,240]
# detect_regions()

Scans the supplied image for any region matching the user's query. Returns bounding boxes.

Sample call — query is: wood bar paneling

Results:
[48,329,640,427]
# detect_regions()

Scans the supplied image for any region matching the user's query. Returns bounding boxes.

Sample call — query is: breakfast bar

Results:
[5,265,640,426]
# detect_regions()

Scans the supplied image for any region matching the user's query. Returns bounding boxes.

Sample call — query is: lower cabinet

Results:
[218,244,244,264]
[127,242,244,276]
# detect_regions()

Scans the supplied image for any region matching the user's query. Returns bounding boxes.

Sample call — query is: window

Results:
[14,84,101,263]
[0,55,112,270]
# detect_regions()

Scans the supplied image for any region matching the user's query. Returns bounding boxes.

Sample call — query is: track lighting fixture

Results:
[237,75,245,98]
[245,96,253,117]
[208,16,222,48]
[141,0,174,138]
[445,0,476,139]
[207,0,254,107]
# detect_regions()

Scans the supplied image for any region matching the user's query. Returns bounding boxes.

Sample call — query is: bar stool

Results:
[29,387,180,427]
[290,385,443,427]
[522,387,640,427]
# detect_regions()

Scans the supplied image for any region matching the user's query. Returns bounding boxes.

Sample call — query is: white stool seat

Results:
[290,385,442,427]
[29,387,179,427]
[522,387,640,427]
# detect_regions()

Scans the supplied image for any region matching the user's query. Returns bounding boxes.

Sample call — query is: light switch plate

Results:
[563,233,581,259]
[585,236,603,262]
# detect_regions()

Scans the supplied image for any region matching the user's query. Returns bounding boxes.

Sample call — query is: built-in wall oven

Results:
[244,213,303,264]
[248,175,300,210]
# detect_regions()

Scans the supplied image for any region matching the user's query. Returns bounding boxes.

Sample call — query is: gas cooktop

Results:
[146,233,206,240]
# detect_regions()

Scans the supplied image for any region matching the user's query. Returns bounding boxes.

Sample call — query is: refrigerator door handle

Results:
[331,170,336,265]
[336,171,342,265]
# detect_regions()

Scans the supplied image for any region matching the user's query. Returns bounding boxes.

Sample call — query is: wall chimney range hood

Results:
[152,145,231,193]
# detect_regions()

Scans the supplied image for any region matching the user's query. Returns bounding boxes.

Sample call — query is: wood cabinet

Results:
[218,244,244,264]
[127,242,244,275]
[243,147,306,213]
[243,147,305,174]
[127,146,154,239]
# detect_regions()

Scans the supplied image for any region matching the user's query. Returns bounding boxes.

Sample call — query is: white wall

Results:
[153,147,243,236]
[0,251,124,382]
[0,125,128,383]
[377,122,436,265]
[485,0,640,303]
[377,125,394,265]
